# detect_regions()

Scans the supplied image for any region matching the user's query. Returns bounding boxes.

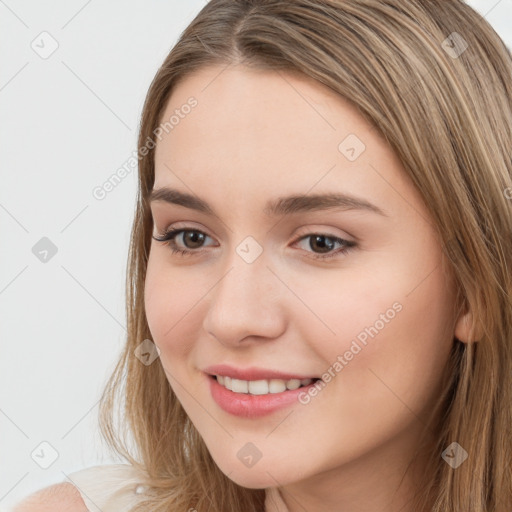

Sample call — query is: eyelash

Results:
[152,227,356,261]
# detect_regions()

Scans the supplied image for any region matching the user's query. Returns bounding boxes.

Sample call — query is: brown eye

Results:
[152,228,214,256]
[153,227,356,261]
[180,230,206,249]
[293,233,356,260]
[308,235,336,253]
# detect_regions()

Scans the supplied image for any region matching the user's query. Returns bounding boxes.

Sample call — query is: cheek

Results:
[292,248,455,398]
[283,263,455,467]
[286,263,404,361]
[144,255,202,361]
[328,272,454,424]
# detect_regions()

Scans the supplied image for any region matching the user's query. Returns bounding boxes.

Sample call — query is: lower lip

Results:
[207,374,319,418]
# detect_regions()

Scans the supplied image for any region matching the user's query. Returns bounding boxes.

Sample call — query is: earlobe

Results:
[454,308,483,343]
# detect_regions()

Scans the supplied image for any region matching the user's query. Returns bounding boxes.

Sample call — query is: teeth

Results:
[215,375,315,395]
[231,378,249,393]
[269,379,286,393]
[248,379,268,395]
[286,379,301,390]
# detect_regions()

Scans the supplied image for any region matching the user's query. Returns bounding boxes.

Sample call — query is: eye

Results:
[152,227,215,257]
[152,227,356,260]
[292,233,356,260]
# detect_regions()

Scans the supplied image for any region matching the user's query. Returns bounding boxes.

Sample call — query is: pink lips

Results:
[203,364,318,381]
[203,364,320,418]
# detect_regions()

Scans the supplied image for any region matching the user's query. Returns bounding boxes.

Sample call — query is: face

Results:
[144,64,460,494]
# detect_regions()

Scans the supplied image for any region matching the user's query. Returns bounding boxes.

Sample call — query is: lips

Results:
[203,364,319,381]
[207,372,321,418]
[203,364,323,418]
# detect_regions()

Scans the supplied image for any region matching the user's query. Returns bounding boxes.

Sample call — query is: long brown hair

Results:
[98,1,512,510]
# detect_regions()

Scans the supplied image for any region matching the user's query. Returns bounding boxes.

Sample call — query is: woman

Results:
[13,0,512,511]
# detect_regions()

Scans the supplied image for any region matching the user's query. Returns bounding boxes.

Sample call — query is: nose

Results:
[202,253,287,347]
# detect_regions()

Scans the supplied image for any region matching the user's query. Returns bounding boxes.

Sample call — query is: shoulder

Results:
[11,482,88,512]
[11,463,149,512]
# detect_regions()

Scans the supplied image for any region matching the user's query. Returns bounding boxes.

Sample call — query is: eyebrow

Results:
[149,186,388,217]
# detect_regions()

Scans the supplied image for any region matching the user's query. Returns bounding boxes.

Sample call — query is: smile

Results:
[207,373,322,418]
[214,375,317,395]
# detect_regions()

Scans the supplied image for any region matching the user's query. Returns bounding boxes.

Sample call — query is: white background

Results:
[0,0,510,509]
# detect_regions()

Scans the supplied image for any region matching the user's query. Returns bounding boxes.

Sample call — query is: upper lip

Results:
[203,364,319,381]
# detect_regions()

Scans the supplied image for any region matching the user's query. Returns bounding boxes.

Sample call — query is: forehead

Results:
[152,64,424,222]
[155,64,374,169]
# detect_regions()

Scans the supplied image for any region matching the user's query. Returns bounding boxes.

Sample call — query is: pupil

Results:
[185,231,204,249]
[311,235,334,253]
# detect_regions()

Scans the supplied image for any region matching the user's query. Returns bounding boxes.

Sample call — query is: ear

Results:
[454,305,483,343]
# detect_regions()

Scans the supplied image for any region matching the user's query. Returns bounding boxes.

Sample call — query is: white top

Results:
[66,464,289,512]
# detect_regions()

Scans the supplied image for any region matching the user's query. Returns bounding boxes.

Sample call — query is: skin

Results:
[144,63,475,512]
